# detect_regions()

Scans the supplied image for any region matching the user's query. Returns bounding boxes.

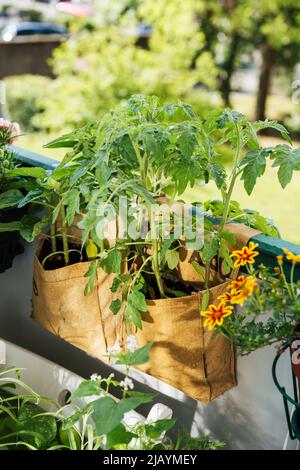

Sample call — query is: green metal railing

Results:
[272,342,300,441]
[12,145,300,281]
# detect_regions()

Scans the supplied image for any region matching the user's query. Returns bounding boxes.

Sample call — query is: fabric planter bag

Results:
[32,239,121,360]
[135,223,261,403]
[32,224,260,403]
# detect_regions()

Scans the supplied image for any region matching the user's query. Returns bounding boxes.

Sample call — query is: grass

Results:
[18,131,65,160]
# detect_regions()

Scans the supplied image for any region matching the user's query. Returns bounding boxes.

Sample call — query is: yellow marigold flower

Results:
[230,275,246,290]
[201,302,234,330]
[230,242,259,268]
[229,276,259,306]
[283,248,300,263]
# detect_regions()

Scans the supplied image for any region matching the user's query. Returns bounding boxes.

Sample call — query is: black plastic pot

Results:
[0,206,25,273]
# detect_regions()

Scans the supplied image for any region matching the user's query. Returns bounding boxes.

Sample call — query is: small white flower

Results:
[108,373,115,380]
[90,373,102,381]
[120,377,134,391]
[126,335,138,352]
[107,342,122,356]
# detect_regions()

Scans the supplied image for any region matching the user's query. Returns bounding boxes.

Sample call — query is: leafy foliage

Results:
[218,259,300,355]
[0,346,223,450]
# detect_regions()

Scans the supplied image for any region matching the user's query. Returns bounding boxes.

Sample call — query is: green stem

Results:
[152,238,166,298]
[290,262,296,299]
[50,223,57,253]
[219,123,242,233]
[278,262,293,299]
[204,260,210,290]
[60,204,69,265]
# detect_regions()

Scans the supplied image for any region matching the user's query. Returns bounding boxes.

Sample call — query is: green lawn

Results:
[17,131,300,245]
[18,132,65,160]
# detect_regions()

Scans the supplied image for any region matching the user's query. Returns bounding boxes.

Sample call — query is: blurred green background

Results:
[2,0,300,242]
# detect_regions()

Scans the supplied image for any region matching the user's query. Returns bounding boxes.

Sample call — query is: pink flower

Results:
[0,119,21,144]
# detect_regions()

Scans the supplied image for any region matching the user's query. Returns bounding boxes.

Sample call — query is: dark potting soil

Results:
[39,238,88,271]
[0,206,27,272]
[143,272,198,299]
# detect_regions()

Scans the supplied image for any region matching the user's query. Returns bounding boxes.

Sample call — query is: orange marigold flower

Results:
[230,242,259,268]
[276,255,283,265]
[201,302,234,330]
[283,248,300,263]
[229,276,259,306]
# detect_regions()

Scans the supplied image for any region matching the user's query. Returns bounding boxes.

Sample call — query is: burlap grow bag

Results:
[32,224,260,403]
[136,224,261,403]
[136,279,235,403]
[32,240,119,360]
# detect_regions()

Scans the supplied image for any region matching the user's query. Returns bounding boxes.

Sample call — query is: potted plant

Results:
[28,95,298,403]
[0,119,27,272]
[204,243,300,429]
[0,339,224,450]
[7,95,299,403]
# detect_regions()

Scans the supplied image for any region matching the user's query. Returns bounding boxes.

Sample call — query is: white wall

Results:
[0,242,297,449]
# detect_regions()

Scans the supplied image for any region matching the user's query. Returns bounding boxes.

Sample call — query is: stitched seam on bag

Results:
[95,269,108,353]
[199,293,212,402]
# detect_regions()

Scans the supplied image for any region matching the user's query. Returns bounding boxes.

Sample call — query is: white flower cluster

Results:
[90,373,102,381]
[107,342,122,355]
[126,335,138,352]
[120,377,134,391]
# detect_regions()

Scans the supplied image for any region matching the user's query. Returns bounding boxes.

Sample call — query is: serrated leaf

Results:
[219,243,234,275]
[270,145,300,189]
[6,167,47,180]
[209,163,226,189]
[110,299,121,315]
[159,239,173,264]
[116,342,153,366]
[124,303,142,329]
[165,250,179,270]
[44,132,77,148]
[129,288,148,312]
[253,120,292,144]
[220,230,236,246]
[17,189,44,208]
[144,418,176,439]
[191,260,205,279]
[102,248,122,274]
[111,276,122,293]
[92,394,153,435]
[240,150,267,195]
[62,404,93,430]
[202,237,219,262]
[84,261,98,295]
[65,189,80,226]
[95,161,112,190]
[177,129,197,158]
[19,215,48,242]
[105,423,136,450]
[70,380,101,402]
[0,189,23,209]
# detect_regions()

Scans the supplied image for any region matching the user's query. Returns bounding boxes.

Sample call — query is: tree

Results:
[197,0,300,119]
[252,0,300,120]
[36,0,217,132]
